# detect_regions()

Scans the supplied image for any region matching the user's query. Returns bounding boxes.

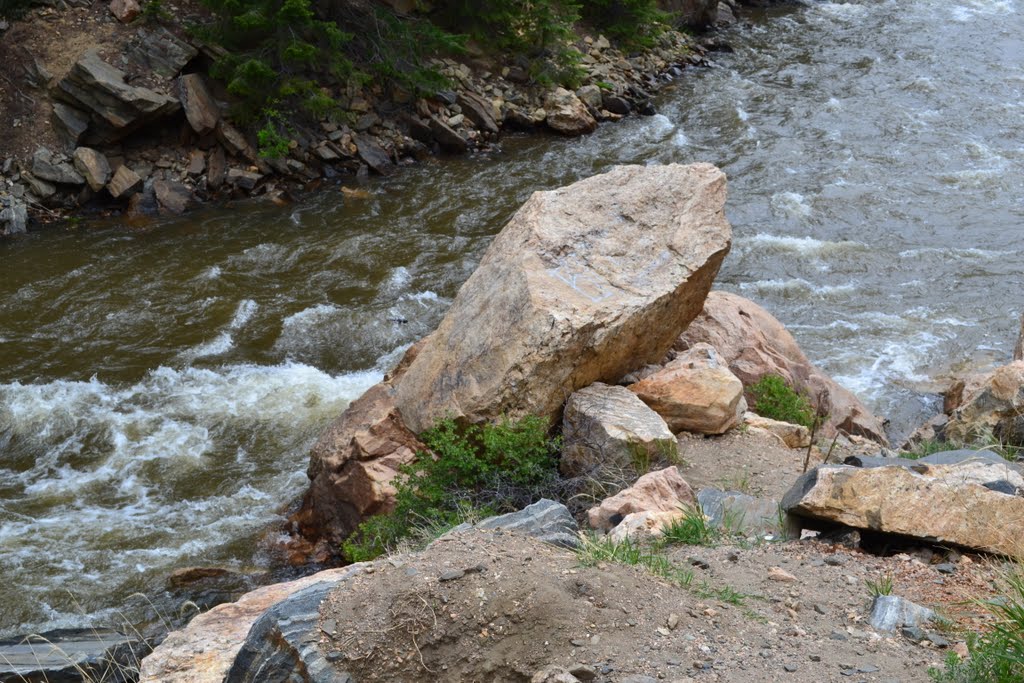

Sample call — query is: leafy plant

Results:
[576,534,693,587]
[866,573,895,597]
[256,110,291,159]
[343,416,560,561]
[749,375,816,429]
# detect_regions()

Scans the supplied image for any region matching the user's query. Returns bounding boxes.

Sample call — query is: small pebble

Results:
[439,569,465,581]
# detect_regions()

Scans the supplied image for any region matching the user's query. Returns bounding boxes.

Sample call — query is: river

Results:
[1,0,1022,636]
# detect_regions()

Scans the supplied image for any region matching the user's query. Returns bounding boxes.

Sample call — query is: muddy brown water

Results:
[1,0,1022,636]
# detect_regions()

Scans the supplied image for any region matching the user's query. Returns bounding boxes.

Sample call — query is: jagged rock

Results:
[869,595,935,632]
[744,411,811,448]
[0,200,28,236]
[608,509,682,542]
[186,149,205,176]
[782,460,1024,558]
[560,382,677,478]
[154,179,195,214]
[576,84,603,110]
[138,565,365,683]
[72,147,112,192]
[125,28,198,78]
[716,1,738,25]
[31,147,84,185]
[296,383,423,552]
[945,361,1024,446]
[107,165,143,198]
[602,94,631,115]
[588,466,696,531]
[128,180,159,217]
[216,121,256,161]
[1015,314,1024,361]
[178,73,220,136]
[0,629,143,683]
[544,87,597,136]
[393,163,731,434]
[207,146,227,189]
[697,488,780,534]
[21,54,52,89]
[629,343,746,435]
[54,49,180,143]
[457,90,500,134]
[108,0,140,22]
[677,291,888,444]
[227,168,262,191]
[354,134,393,175]
[23,173,56,199]
[472,499,580,549]
[51,102,90,146]
[429,115,469,153]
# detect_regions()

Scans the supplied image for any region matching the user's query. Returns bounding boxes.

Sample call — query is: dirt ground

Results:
[314,429,1007,683]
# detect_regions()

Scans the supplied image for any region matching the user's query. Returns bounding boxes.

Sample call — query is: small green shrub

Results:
[256,110,291,159]
[866,573,895,598]
[576,534,693,587]
[343,416,560,561]
[660,505,718,547]
[749,375,816,429]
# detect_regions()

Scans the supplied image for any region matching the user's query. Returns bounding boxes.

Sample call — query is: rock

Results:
[108,0,140,22]
[457,91,500,134]
[945,361,1024,446]
[429,115,469,152]
[608,509,683,542]
[560,382,677,478]
[628,343,745,435]
[178,73,220,136]
[186,149,206,176]
[227,168,262,191]
[394,163,731,434]
[532,666,582,683]
[217,121,257,161]
[782,461,1024,558]
[744,411,811,448]
[0,629,143,683]
[31,147,84,185]
[696,488,780,534]
[677,291,888,444]
[716,1,737,25]
[575,84,603,110]
[868,595,935,632]
[51,102,90,146]
[23,173,56,199]
[125,28,198,78]
[0,200,28,236]
[658,0,719,28]
[944,372,988,414]
[54,50,180,143]
[107,165,143,198]
[768,566,797,582]
[602,94,631,116]
[72,147,112,192]
[207,146,227,190]
[354,134,393,175]
[1015,314,1024,362]
[296,383,423,551]
[154,179,195,214]
[588,466,696,531]
[475,499,580,549]
[139,565,365,683]
[544,87,598,136]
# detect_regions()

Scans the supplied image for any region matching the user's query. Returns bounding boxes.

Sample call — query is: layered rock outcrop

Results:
[676,291,888,444]
[944,361,1024,446]
[394,163,732,434]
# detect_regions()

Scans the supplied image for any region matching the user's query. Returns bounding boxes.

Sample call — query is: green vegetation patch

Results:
[749,374,816,429]
[343,416,560,562]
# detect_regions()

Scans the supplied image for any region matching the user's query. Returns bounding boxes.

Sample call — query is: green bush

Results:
[749,375,816,429]
[579,0,668,50]
[343,416,561,561]
[929,571,1024,682]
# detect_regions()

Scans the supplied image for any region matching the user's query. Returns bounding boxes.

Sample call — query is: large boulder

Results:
[72,147,112,192]
[138,565,365,683]
[560,382,677,478]
[178,73,220,136]
[676,291,888,444]
[945,361,1024,446]
[628,342,745,435]
[295,383,423,553]
[53,49,180,143]
[544,87,598,136]
[588,466,696,531]
[782,459,1024,558]
[394,163,732,434]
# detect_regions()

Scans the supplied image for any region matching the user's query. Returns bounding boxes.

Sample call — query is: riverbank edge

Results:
[0,1,746,236]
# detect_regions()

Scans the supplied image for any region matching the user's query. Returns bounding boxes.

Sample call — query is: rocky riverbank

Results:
[0,0,751,237]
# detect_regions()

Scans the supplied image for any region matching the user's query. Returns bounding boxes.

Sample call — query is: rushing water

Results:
[2,0,1023,636]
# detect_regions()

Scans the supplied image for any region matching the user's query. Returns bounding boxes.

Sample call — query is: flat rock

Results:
[457,90,500,134]
[107,164,143,198]
[744,411,811,448]
[72,147,112,192]
[1,629,142,682]
[354,134,393,175]
[588,466,696,531]
[51,102,90,145]
[31,147,84,185]
[474,498,580,549]
[429,115,468,152]
[783,461,1024,558]
[560,382,677,478]
[869,595,935,632]
[394,163,732,434]
[629,343,745,435]
[677,291,888,444]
